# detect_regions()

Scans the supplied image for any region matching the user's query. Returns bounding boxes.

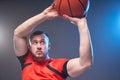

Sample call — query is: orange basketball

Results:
[54,0,90,18]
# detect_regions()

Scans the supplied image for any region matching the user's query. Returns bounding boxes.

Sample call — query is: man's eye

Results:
[32,41,38,44]
[41,41,45,44]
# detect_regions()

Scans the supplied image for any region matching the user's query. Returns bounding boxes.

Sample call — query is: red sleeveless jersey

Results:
[17,52,69,80]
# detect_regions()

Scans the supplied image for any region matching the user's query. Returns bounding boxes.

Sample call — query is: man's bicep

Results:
[67,58,87,77]
[13,36,28,56]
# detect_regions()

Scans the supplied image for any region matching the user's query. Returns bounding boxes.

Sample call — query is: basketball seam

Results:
[78,0,86,10]
[58,0,62,15]
[68,0,73,17]
[78,0,87,17]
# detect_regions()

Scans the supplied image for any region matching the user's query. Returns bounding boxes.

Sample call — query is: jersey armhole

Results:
[46,59,69,79]
[17,50,29,69]
[62,60,70,78]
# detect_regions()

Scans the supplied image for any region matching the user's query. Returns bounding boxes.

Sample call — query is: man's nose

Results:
[37,47,42,50]
[37,44,42,50]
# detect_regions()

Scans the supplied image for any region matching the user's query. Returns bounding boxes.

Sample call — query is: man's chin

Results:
[34,55,46,61]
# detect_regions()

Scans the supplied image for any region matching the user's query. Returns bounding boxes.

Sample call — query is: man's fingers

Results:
[62,14,71,20]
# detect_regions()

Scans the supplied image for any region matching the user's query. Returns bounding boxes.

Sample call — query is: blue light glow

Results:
[118,15,120,30]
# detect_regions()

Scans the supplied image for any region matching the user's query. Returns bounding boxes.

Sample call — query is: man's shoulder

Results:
[49,58,69,68]
[54,58,68,61]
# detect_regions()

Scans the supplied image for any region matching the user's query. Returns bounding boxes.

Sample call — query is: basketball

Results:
[54,0,90,18]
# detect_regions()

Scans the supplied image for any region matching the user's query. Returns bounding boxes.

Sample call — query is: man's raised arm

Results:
[63,15,93,77]
[13,5,59,56]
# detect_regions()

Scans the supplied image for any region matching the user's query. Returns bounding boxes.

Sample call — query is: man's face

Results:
[29,34,50,61]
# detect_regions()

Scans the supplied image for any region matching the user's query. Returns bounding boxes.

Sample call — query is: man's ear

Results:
[28,44,30,49]
[48,43,51,50]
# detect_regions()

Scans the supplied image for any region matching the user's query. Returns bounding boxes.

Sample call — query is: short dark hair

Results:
[29,30,49,41]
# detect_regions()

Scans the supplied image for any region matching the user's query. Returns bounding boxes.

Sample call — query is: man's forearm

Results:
[14,13,48,38]
[78,21,93,67]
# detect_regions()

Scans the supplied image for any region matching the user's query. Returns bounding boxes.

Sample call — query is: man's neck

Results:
[34,56,50,64]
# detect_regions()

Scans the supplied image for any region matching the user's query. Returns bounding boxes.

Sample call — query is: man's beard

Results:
[32,53,46,62]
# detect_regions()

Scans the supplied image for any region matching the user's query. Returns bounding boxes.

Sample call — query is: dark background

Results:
[0,0,120,80]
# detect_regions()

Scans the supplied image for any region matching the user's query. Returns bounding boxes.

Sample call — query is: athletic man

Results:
[13,4,93,80]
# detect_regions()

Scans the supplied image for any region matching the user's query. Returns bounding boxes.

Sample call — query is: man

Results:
[13,4,93,80]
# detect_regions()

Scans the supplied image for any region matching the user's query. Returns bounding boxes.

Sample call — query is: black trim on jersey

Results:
[23,62,32,69]
[46,61,69,78]
[62,61,69,77]
[17,50,29,69]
